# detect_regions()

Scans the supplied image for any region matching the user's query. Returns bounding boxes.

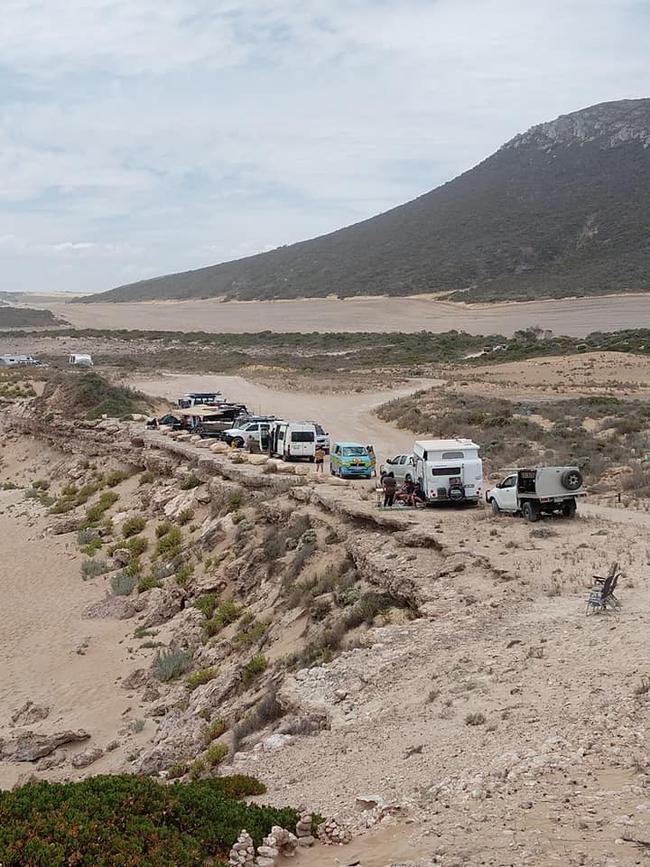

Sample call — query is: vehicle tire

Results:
[561,498,577,518]
[448,485,465,503]
[561,469,583,491]
[330,464,335,475]
[490,499,500,516]
[522,501,540,522]
[233,437,244,448]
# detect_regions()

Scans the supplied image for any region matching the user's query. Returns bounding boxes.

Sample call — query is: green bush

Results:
[139,471,155,485]
[194,594,219,619]
[204,743,228,768]
[0,774,292,865]
[157,525,183,556]
[126,535,148,557]
[234,620,268,647]
[80,537,103,556]
[156,521,173,538]
[225,490,242,512]
[203,602,242,637]
[105,469,130,488]
[241,654,268,685]
[81,558,109,579]
[178,508,195,526]
[123,515,146,537]
[186,667,218,691]
[138,574,163,594]
[175,564,194,587]
[111,572,137,596]
[153,648,193,682]
[85,491,119,523]
[180,474,201,490]
[203,718,227,745]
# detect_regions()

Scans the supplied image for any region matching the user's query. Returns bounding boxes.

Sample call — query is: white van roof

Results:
[415,438,479,452]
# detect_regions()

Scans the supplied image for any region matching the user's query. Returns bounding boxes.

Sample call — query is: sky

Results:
[1,0,649,294]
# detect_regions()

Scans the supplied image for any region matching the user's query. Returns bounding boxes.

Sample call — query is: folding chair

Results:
[586,562,622,615]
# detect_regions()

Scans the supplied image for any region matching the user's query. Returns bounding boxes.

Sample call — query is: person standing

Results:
[382,471,397,507]
[315,445,325,472]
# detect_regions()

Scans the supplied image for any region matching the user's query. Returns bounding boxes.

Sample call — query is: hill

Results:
[88,99,650,304]
[0,306,68,328]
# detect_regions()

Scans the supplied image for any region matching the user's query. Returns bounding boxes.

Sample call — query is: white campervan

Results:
[68,353,93,366]
[414,438,483,505]
[268,421,317,461]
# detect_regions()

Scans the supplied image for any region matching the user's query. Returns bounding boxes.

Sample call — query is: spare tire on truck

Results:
[561,469,583,491]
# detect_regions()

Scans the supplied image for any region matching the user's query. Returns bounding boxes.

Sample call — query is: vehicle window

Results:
[314,424,324,435]
[261,424,270,431]
[430,466,461,476]
[441,450,465,459]
[501,475,517,488]
[291,431,315,442]
[342,447,368,457]
[398,456,406,465]
[278,430,285,439]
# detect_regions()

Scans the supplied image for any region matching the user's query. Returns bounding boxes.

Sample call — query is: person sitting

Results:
[403,477,416,506]
[382,472,397,507]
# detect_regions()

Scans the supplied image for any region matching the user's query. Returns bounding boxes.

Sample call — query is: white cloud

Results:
[0,0,649,292]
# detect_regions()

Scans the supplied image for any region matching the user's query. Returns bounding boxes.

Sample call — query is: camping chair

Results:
[586,563,622,615]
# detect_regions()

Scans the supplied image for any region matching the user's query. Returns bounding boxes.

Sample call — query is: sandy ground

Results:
[130,373,438,460]
[27,292,650,337]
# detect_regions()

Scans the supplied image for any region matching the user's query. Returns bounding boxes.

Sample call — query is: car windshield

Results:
[342,447,368,457]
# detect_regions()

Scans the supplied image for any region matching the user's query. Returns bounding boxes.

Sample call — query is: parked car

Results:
[68,353,93,366]
[380,453,415,482]
[177,392,225,409]
[486,466,585,521]
[222,420,272,448]
[330,442,373,479]
[309,422,331,453]
[413,438,483,505]
[268,421,316,461]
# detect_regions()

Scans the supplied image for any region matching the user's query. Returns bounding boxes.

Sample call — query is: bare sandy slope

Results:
[131,373,438,459]
[0,441,153,789]
[32,292,650,336]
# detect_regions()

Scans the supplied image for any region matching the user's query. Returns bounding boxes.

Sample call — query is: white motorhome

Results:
[68,353,93,366]
[268,421,316,461]
[414,438,483,505]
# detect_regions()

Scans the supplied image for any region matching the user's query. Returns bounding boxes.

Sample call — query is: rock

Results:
[85,596,141,620]
[141,587,183,628]
[106,739,120,751]
[112,548,132,567]
[11,701,50,726]
[37,751,66,770]
[355,794,386,812]
[51,516,81,535]
[121,668,148,690]
[194,488,212,505]
[71,747,104,768]
[0,729,91,762]
[297,835,315,847]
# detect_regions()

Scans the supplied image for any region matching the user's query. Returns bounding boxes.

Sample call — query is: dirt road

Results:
[131,373,437,460]
[30,292,650,336]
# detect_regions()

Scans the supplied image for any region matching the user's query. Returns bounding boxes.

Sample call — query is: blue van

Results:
[330,442,373,479]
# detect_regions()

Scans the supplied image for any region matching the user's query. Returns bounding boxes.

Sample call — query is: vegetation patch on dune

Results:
[0,774,297,867]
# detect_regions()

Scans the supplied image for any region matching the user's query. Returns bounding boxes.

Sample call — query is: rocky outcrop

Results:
[0,729,90,762]
[11,701,50,726]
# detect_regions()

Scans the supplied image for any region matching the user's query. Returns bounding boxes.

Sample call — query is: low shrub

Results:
[203,718,227,745]
[32,479,50,491]
[175,564,194,587]
[180,474,201,490]
[241,654,268,685]
[122,515,146,537]
[85,491,119,524]
[225,489,242,512]
[81,558,109,579]
[178,508,195,526]
[138,574,162,593]
[157,525,183,556]
[156,521,173,538]
[111,572,137,596]
[105,469,130,488]
[139,471,154,485]
[153,648,193,682]
[126,535,148,557]
[0,774,293,863]
[232,692,284,751]
[80,537,103,557]
[193,594,219,619]
[204,742,228,768]
[186,667,218,691]
[465,712,486,726]
[203,602,242,637]
[77,528,100,545]
[234,620,268,647]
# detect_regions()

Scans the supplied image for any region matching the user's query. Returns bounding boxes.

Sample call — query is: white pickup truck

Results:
[486,466,585,521]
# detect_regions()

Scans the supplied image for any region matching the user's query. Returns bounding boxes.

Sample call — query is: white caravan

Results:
[68,353,93,366]
[414,438,483,505]
[268,421,316,461]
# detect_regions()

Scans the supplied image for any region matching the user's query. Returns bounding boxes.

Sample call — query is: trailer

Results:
[414,438,483,505]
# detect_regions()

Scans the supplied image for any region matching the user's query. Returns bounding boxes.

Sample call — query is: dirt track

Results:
[30,292,650,336]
